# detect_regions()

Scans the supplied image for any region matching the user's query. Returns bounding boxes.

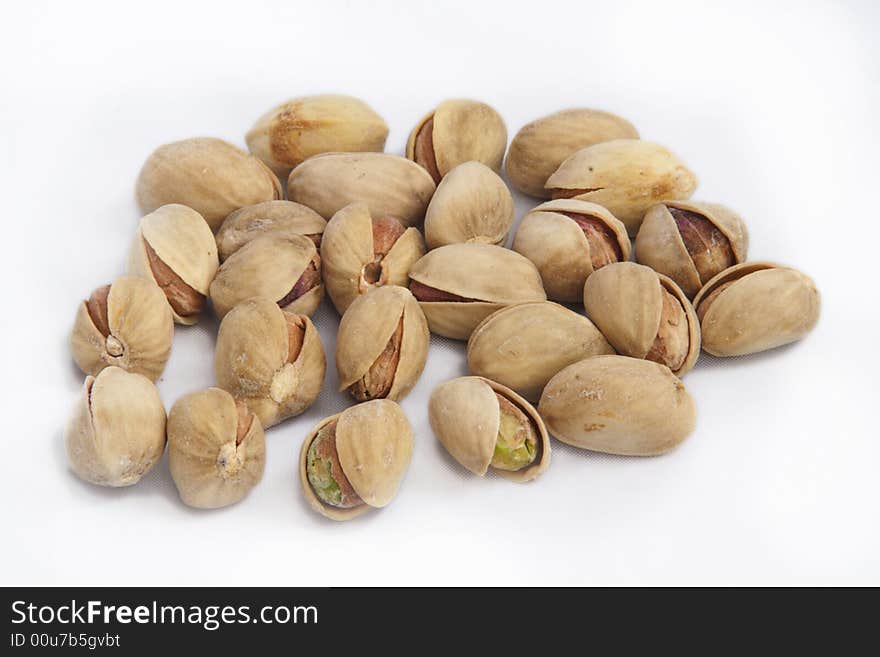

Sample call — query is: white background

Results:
[2,0,878,586]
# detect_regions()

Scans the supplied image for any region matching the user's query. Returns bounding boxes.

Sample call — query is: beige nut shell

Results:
[168,387,266,509]
[467,302,615,402]
[428,376,551,483]
[693,262,820,357]
[216,200,327,262]
[299,400,414,521]
[512,199,631,302]
[71,276,173,381]
[538,355,696,455]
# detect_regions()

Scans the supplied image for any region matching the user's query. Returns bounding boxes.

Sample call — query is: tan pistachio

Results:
[215,200,327,262]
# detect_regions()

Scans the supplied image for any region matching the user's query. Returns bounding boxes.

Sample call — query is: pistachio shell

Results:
[216,200,327,261]
[538,355,696,455]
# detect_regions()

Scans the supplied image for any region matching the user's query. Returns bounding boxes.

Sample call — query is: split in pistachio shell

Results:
[299,399,414,521]
[64,367,167,487]
[692,262,820,357]
[322,203,425,315]
[545,139,698,236]
[408,243,547,340]
[215,200,327,262]
[428,376,551,482]
[405,99,507,183]
[583,262,700,376]
[214,297,326,428]
[208,234,323,320]
[168,388,265,509]
[423,161,515,249]
[335,285,429,402]
[135,137,282,231]
[467,301,615,402]
[125,204,219,325]
[538,355,696,456]
[71,276,173,381]
[245,94,389,177]
[287,152,436,227]
[635,201,749,298]
[512,199,631,302]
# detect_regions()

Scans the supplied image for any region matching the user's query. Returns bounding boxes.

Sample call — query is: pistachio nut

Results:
[467,301,614,402]
[287,152,436,227]
[408,243,547,340]
[299,399,414,521]
[215,200,327,262]
[322,203,425,314]
[245,94,389,177]
[692,262,820,357]
[545,139,698,235]
[538,355,696,455]
[125,204,219,325]
[505,108,639,198]
[136,137,282,231]
[214,297,325,428]
[429,376,551,482]
[405,99,507,183]
[635,201,749,298]
[209,234,323,320]
[423,161,514,249]
[512,199,632,302]
[70,276,173,381]
[336,285,429,402]
[168,387,265,509]
[64,367,166,487]
[583,262,700,376]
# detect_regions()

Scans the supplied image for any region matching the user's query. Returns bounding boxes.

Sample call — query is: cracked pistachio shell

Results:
[409,243,547,340]
[545,139,698,235]
[168,387,265,509]
[209,234,323,320]
[71,276,173,381]
[335,285,429,401]
[216,200,327,262]
[692,262,820,357]
[429,376,551,482]
[538,355,696,455]
[136,137,282,231]
[636,201,749,298]
[583,262,700,376]
[467,302,614,402]
[245,94,389,177]
[506,108,639,198]
[287,152,436,227]
[214,298,325,428]
[322,203,425,315]
[423,161,514,249]
[299,400,414,521]
[512,199,631,302]
[64,367,166,487]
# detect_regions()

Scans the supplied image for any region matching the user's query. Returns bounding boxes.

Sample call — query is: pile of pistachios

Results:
[65,96,820,520]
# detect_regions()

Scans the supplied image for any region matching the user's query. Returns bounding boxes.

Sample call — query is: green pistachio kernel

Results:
[491,393,539,471]
[306,421,364,509]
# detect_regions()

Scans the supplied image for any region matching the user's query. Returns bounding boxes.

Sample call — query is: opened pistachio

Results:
[65,367,166,487]
[215,200,327,262]
[136,137,282,231]
[692,262,820,357]
[322,203,425,314]
[506,108,639,198]
[168,387,265,509]
[214,297,325,428]
[546,139,698,235]
[467,301,614,402]
[209,234,323,320]
[299,399,414,521]
[583,262,699,376]
[71,276,173,381]
[408,243,547,340]
[512,199,631,302]
[539,355,696,455]
[636,201,749,298]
